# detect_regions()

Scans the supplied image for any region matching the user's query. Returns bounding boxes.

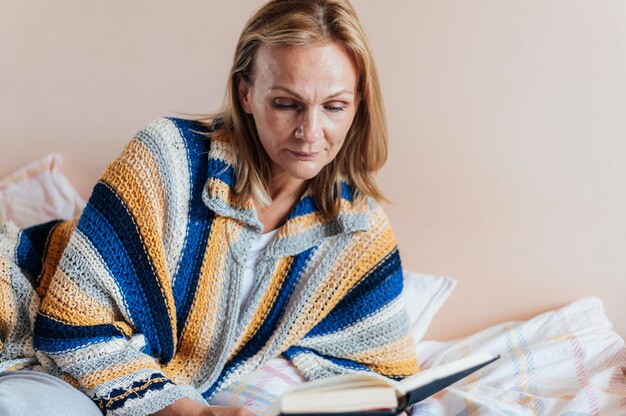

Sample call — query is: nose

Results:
[298,109,323,143]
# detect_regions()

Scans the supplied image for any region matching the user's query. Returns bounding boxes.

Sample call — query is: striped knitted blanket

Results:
[0,117,418,416]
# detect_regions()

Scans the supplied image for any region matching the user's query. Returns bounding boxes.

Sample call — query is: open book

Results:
[263,352,499,416]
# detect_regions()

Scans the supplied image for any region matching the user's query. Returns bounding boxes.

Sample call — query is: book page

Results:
[281,387,398,413]
[286,373,393,395]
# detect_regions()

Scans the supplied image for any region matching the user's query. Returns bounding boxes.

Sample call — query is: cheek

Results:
[327,117,354,147]
[253,111,285,146]
[256,115,292,154]
[257,106,293,134]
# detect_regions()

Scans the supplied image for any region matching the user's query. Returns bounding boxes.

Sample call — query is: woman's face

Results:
[238,42,360,184]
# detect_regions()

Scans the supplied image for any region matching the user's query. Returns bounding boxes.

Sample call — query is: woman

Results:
[0,1,418,415]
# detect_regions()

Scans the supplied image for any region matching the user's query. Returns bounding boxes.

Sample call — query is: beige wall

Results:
[1,1,624,339]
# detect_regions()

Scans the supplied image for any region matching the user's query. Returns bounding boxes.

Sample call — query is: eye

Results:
[273,98,300,110]
[324,102,346,112]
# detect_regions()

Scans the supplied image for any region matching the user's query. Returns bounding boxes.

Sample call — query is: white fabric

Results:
[240,229,279,315]
[0,154,85,228]
[209,357,304,414]
[411,296,626,415]
[401,270,457,343]
[0,370,102,416]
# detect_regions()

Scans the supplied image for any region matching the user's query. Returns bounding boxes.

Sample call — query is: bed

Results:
[2,154,625,415]
[208,274,626,416]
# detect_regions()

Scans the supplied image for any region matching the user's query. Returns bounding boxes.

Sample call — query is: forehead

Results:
[251,42,359,92]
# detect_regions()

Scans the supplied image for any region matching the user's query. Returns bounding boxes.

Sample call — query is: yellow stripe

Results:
[279,211,325,238]
[280,198,369,238]
[368,358,420,377]
[283,209,396,348]
[59,373,80,389]
[347,335,419,377]
[0,253,15,351]
[205,178,254,210]
[36,219,77,299]
[112,321,134,338]
[164,216,236,383]
[82,356,160,390]
[102,139,167,220]
[101,140,176,346]
[506,323,539,413]
[229,256,293,360]
[40,269,118,326]
[209,131,237,167]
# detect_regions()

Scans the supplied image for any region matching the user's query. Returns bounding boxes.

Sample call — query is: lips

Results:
[288,150,321,160]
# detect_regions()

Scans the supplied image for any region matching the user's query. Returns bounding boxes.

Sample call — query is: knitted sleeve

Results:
[0,221,38,372]
[283,208,420,382]
[33,119,207,416]
[1,218,76,372]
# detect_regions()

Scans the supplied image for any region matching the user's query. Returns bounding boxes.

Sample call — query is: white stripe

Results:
[135,118,191,282]
[62,230,133,327]
[295,296,406,349]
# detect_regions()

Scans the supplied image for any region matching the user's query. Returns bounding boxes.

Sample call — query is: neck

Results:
[267,171,309,203]
[255,172,309,233]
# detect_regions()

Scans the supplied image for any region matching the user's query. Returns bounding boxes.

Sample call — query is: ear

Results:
[237,74,253,114]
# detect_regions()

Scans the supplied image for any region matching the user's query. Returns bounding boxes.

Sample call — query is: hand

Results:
[152,398,257,416]
[192,406,257,416]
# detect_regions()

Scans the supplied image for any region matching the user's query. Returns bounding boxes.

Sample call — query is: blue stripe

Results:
[207,158,236,188]
[339,181,355,202]
[166,117,237,190]
[172,212,213,340]
[289,182,355,219]
[306,249,402,337]
[35,335,121,354]
[282,346,372,372]
[79,183,174,362]
[168,118,216,339]
[202,248,316,399]
[16,220,62,287]
[33,314,125,353]
[166,116,220,134]
[106,373,175,411]
[289,195,316,219]
[75,201,155,355]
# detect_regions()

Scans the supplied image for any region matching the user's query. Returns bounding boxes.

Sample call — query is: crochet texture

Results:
[0,117,418,416]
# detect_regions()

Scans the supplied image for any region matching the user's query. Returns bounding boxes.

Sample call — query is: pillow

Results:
[209,271,457,414]
[401,270,457,343]
[0,154,85,228]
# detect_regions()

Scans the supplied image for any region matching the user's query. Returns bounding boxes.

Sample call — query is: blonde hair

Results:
[217,0,388,219]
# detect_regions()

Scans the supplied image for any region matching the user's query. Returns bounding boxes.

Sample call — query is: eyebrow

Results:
[270,86,354,100]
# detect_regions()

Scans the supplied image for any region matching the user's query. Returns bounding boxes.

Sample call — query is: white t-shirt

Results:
[239,229,278,315]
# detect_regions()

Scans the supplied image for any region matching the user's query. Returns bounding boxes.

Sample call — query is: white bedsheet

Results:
[412,296,626,415]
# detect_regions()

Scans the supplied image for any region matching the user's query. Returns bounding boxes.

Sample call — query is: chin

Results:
[289,171,320,181]
[285,164,324,181]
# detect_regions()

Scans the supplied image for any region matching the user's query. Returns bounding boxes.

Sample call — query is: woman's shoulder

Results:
[134,116,220,148]
[334,185,395,239]
[364,197,394,232]
[124,116,228,169]
[102,117,225,194]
